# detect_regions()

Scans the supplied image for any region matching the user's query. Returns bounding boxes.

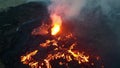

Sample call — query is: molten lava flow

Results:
[20,14,103,68]
[51,14,62,35]
[20,33,90,68]
[21,50,38,64]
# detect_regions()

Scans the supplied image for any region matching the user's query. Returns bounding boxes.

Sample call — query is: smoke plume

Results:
[48,0,86,20]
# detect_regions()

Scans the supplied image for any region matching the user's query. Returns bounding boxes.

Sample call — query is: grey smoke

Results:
[26,0,120,19]
[48,0,86,20]
[26,0,120,14]
[25,0,86,20]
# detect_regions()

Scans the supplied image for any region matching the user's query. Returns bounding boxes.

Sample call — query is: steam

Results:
[26,0,120,18]
[25,0,120,20]
[48,0,86,20]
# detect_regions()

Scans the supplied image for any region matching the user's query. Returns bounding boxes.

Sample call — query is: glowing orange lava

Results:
[51,14,62,35]
[20,14,103,68]
[20,33,90,68]
[20,14,90,67]
[21,50,38,64]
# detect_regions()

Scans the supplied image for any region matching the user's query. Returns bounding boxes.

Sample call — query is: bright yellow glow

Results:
[20,14,93,68]
[51,24,60,35]
[51,14,62,35]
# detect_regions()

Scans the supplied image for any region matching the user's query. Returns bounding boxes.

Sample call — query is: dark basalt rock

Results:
[0,2,50,68]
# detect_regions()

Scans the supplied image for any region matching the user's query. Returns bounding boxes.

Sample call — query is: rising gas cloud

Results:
[48,0,86,20]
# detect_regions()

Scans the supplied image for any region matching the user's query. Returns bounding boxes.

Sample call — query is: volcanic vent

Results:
[20,12,103,68]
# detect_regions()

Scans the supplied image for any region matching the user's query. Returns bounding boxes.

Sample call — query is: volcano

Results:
[0,2,118,68]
